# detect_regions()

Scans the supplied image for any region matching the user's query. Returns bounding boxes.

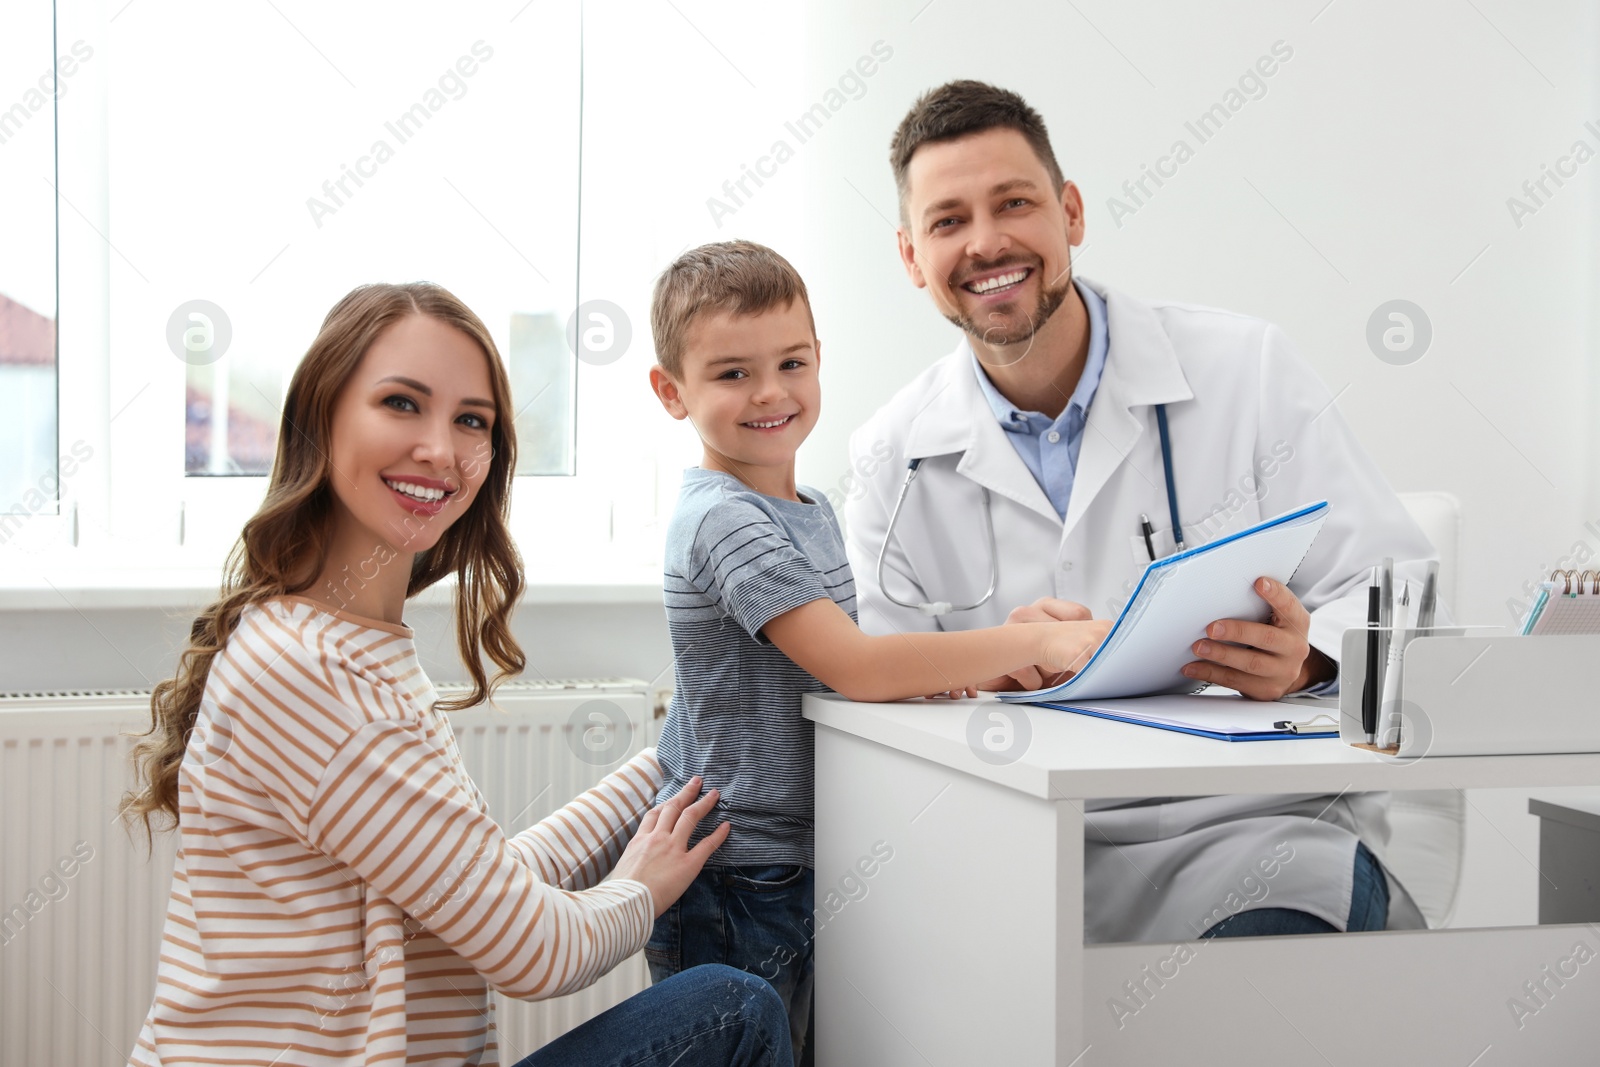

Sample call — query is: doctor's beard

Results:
[944,266,1073,351]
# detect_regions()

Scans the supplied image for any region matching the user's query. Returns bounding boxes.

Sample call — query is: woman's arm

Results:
[761,597,1109,703]
[507,749,663,891]
[305,718,661,1000]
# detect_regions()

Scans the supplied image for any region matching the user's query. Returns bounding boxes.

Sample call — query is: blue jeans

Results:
[1201,841,1390,938]
[646,864,814,1067]
[512,963,792,1067]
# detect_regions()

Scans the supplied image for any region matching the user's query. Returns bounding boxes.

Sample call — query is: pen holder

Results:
[1338,628,1600,758]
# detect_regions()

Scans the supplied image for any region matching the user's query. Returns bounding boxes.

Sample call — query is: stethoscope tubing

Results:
[876,458,1000,616]
[875,405,1179,617]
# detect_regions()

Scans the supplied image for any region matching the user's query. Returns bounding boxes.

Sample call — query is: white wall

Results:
[585,0,1599,625]
[788,0,1599,617]
[583,0,1600,928]
[786,0,1600,929]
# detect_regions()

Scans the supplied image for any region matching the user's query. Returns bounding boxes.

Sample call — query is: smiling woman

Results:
[125,280,526,838]
[119,281,791,1067]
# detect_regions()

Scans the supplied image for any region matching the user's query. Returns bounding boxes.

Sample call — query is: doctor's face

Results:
[897,127,1085,350]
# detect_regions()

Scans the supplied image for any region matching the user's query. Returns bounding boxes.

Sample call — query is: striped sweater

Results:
[130,596,660,1066]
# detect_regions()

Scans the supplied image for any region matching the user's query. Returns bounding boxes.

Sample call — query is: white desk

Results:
[804,694,1600,1067]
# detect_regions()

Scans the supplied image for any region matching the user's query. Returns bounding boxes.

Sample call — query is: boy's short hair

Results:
[651,240,816,378]
[889,80,1065,228]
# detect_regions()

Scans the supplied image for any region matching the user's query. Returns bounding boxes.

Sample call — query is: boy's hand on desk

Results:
[1183,577,1333,701]
[975,597,1097,691]
[1036,618,1113,684]
[607,776,729,919]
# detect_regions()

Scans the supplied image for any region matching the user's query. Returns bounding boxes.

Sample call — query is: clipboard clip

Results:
[1273,713,1339,735]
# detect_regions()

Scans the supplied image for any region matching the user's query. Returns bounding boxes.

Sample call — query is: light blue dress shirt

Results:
[971,279,1109,520]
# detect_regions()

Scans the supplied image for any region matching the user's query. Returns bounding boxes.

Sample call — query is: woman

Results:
[122,282,792,1066]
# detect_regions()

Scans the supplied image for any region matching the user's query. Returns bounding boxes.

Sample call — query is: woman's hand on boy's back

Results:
[977,598,1107,692]
[606,776,729,919]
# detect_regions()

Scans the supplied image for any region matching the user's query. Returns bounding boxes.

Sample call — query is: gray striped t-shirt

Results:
[655,467,856,867]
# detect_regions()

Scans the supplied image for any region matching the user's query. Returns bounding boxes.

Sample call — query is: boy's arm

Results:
[761,597,1108,704]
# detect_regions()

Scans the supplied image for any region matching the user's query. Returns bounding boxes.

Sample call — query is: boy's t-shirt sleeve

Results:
[687,494,832,642]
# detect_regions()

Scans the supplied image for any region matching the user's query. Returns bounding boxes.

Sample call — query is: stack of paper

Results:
[999,501,1330,703]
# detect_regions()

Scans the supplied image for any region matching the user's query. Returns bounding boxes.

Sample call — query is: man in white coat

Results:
[845,80,1437,943]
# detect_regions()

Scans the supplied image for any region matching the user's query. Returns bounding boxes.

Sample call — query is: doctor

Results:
[845,80,1439,943]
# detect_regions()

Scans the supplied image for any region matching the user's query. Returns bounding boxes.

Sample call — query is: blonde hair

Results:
[123,282,526,836]
[650,239,815,377]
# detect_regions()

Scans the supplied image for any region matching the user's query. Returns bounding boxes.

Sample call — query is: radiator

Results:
[0,679,657,1067]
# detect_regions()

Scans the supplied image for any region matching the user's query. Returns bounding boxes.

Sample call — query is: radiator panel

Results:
[0,682,655,1066]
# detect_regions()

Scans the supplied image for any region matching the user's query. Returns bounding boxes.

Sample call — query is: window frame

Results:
[4,0,681,592]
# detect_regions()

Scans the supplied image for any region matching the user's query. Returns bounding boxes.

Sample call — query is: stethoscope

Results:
[875,404,1183,617]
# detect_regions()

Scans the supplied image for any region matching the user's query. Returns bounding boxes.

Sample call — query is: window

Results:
[0,1,61,525]
[6,1,807,586]
[104,0,583,549]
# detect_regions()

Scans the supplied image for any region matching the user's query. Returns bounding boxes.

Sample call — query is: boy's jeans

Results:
[646,863,814,1066]
[513,964,792,1067]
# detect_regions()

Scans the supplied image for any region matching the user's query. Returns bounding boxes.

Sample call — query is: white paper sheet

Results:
[1000,502,1330,703]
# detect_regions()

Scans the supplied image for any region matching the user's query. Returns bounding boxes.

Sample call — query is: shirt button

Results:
[1060,561,1073,572]
[1046,430,1061,444]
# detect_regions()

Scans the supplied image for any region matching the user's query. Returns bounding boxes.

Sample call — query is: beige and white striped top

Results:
[131,596,661,1066]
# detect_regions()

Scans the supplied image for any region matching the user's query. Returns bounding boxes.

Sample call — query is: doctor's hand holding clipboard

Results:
[1178,575,1337,700]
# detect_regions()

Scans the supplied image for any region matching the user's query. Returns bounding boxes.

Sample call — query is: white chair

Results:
[1379,491,1467,928]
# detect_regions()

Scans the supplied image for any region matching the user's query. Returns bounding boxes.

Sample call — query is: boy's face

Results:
[651,300,821,484]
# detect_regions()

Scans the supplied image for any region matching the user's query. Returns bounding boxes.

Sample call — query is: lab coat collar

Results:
[900,277,1195,529]
[901,340,1058,521]
[1063,278,1195,534]
[1081,276,1194,409]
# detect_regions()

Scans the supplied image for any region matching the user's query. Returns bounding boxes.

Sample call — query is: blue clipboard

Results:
[1034,700,1337,742]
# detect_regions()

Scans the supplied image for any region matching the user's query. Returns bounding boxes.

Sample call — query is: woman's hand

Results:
[607,776,730,918]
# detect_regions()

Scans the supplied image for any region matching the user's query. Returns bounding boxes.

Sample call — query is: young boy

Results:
[644,240,1107,1064]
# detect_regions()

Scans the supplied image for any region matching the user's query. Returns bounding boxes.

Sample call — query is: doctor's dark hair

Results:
[890,80,1065,228]
[121,282,526,839]
[650,239,816,378]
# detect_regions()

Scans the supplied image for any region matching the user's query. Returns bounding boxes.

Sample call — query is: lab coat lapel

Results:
[902,339,1059,524]
[1062,279,1195,539]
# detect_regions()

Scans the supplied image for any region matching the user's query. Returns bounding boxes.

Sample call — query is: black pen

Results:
[1140,513,1157,561]
[1362,568,1381,745]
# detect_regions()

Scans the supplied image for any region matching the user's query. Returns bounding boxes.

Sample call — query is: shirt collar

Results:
[970,277,1110,432]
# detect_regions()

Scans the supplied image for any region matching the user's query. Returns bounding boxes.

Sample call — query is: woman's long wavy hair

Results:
[123,282,526,836]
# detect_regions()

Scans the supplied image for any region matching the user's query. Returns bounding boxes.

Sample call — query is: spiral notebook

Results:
[1522,571,1600,636]
[998,500,1330,703]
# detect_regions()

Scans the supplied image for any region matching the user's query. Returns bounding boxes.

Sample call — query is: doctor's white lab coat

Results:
[844,277,1437,943]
